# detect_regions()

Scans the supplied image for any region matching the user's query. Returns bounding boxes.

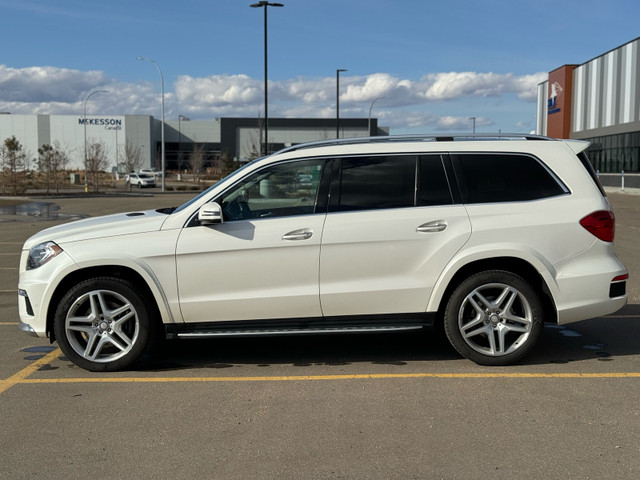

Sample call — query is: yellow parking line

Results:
[16,371,640,386]
[0,348,63,395]
[3,349,639,396]
[0,322,18,325]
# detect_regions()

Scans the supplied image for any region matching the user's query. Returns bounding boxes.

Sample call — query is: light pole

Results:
[178,115,189,170]
[470,116,476,134]
[137,56,166,191]
[250,1,284,157]
[336,69,347,138]
[368,96,383,135]
[83,90,108,193]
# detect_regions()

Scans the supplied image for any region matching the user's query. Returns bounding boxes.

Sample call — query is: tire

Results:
[54,277,155,371]
[443,270,543,366]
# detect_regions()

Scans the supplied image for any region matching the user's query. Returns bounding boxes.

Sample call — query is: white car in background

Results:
[126,173,156,188]
[18,134,628,371]
[140,169,163,178]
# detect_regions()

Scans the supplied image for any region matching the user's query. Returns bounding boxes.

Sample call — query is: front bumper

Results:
[18,249,76,339]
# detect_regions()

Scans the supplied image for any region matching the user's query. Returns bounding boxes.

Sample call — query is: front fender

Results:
[68,253,179,325]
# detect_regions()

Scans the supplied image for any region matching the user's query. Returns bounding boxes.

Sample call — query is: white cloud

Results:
[418,71,547,101]
[0,65,543,131]
[174,74,261,107]
[0,65,108,103]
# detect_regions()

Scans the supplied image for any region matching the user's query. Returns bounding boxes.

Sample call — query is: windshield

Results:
[171,158,261,214]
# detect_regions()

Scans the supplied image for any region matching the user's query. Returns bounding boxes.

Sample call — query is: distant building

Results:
[536,37,640,175]
[0,114,387,171]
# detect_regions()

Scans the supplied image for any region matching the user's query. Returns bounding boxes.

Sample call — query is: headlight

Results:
[27,241,63,270]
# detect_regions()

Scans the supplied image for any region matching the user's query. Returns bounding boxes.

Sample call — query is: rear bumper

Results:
[551,245,627,324]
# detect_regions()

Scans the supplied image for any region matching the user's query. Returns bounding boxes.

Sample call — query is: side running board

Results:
[171,324,423,339]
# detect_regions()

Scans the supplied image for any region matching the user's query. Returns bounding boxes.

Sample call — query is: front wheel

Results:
[443,270,544,366]
[54,277,155,371]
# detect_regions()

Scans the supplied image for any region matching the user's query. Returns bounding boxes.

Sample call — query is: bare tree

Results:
[37,141,70,194]
[188,143,205,184]
[121,139,144,191]
[244,129,262,162]
[1,136,28,195]
[86,141,110,192]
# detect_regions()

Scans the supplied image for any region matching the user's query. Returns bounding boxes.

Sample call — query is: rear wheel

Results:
[443,270,543,366]
[54,277,155,371]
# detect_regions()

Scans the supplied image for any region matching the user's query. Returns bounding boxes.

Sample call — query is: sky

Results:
[0,0,639,135]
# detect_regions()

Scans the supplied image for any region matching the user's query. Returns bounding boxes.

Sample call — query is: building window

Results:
[585,132,640,173]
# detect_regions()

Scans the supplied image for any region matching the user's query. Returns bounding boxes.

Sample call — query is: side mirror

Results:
[197,202,223,225]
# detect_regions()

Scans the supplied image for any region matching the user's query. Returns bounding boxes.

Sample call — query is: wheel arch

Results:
[46,265,167,342]
[430,256,557,326]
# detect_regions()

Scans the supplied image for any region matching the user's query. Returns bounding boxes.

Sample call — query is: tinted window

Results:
[219,159,325,221]
[577,151,606,197]
[418,155,453,206]
[454,153,566,203]
[335,156,416,211]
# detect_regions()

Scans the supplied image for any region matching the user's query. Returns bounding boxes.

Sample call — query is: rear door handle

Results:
[282,228,313,241]
[416,220,447,233]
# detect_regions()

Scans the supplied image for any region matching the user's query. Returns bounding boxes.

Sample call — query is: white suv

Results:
[18,135,628,371]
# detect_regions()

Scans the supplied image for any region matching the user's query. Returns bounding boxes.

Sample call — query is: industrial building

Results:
[0,114,386,172]
[536,37,640,181]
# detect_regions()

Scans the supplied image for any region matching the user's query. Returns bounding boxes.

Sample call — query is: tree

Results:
[121,139,144,191]
[244,112,264,161]
[37,142,70,194]
[86,141,109,192]
[188,143,205,184]
[244,132,261,162]
[1,136,28,195]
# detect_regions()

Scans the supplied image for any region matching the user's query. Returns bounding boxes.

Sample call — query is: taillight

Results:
[580,210,615,242]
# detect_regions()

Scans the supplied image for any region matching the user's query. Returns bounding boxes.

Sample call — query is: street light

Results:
[470,116,476,134]
[368,96,383,135]
[83,89,108,193]
[250,1,284,156]
[137,56,166,191]
[336,69,347,138]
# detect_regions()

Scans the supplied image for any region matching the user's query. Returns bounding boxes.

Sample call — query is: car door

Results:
[176,158,329,323]
[319,154,472,317]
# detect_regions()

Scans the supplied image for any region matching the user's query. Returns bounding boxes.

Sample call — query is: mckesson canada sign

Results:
[78,118,122,129]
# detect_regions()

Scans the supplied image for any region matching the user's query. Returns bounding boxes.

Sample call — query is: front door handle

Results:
[282,228,313,241]
[416,220,447,233]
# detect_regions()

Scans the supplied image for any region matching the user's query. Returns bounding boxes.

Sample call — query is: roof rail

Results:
[275,133,555,155]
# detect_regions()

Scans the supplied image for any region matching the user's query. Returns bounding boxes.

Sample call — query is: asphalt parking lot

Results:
[1,191,639,479]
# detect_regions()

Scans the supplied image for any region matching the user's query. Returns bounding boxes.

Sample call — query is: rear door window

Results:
[332,156,416,211]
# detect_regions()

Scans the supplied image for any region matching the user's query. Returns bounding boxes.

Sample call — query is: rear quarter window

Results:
[577,151,607,197]
[453,153,568,204]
